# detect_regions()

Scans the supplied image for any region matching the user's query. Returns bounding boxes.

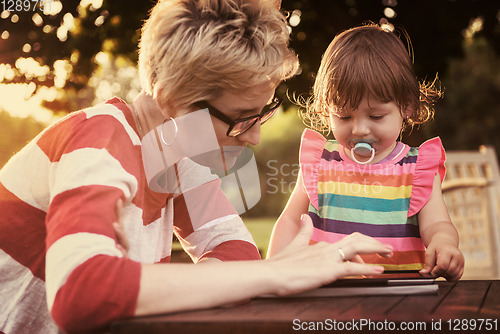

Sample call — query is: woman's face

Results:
[202,83,276,167]
[207,83,275,146]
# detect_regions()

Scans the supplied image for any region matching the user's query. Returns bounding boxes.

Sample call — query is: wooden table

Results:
[111,280,500,333]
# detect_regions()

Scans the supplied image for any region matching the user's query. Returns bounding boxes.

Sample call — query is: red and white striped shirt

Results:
[0,97,260,334]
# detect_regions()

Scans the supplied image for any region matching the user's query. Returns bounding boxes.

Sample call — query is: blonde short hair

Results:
[302,23,442,132]
[139,0,299,110]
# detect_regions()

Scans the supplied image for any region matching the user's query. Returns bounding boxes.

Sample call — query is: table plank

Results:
[111,280,500,334]
[432,280,491,318]
[291,296,366,320]
[204,298,320,321]
[337,295,405,320]
[111,320,294,334]
[384,281,455,321]
[480,280,500,318]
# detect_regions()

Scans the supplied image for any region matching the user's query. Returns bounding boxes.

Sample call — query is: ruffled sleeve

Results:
[299,129,327,210]
[408,137,446,217]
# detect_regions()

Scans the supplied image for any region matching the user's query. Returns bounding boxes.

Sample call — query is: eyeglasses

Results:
[194,94,283,137]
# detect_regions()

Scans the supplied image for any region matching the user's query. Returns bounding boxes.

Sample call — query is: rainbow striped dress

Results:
[300,129,446,271]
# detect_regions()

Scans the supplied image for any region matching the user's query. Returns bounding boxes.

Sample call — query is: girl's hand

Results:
[113,199,130,258]
[266,214,393,297]
[420,238,464,281]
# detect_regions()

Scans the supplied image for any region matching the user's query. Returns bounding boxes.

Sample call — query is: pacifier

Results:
[346,139,380,165]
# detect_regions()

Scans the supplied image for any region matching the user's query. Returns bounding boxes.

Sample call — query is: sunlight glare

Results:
[0,83,57,124]
[94,15,105,26]
[32,13,44,26]
[0,64,15,81]
[56,12,75,42]
[43,0,63,16]
[379,18,394,32]
[463,17,483,39]
[79,0,103,12]
[94,52,110,66]
[53,59,71,88]
[15,57,51,78]
[289,10,301,27]
[95,80,113,101]
[43,25,54,34]
[384,7,396,18]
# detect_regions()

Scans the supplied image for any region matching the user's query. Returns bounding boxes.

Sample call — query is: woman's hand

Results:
[266,214,393,297]
[113,199,130,258]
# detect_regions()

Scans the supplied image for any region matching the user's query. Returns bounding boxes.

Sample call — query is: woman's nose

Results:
[237,121,261,146]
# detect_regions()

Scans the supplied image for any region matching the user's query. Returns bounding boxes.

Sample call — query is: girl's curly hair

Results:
[299,23,443,134]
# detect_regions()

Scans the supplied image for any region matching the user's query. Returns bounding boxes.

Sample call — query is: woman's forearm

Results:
[135,261,275,316]
[134,216,393,317]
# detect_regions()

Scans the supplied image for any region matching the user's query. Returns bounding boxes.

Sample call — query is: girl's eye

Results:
[370,115,384,120]
[336,115,351,120]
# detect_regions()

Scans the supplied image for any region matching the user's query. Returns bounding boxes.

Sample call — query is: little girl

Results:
[267,24,464,281]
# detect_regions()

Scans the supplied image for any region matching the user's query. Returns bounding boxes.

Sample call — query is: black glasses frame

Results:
[194,94,283,137]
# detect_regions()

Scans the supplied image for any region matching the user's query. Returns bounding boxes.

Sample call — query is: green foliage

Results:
[0,111,45,168]
[0,0,150,113]
[243,217,276,258]
[430,36,500,153]
[3,0,500,217]
[4,0,499,114]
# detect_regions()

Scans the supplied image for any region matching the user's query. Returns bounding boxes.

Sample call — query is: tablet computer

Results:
[324,270,436,288]
[259,270,438,298]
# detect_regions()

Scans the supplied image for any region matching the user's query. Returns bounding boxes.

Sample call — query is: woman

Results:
[0,1,393,333]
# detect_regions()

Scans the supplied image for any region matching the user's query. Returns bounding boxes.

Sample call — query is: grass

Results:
[171,217,277,259]
[243,217,276,258]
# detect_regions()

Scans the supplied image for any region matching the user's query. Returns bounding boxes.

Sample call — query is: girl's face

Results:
[329,96,409,164]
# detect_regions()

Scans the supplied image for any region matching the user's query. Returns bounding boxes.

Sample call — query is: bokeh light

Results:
[463,17,484,39]
[32,13,44,27]
[289,10,301,27]
[43,0,63,16]
[384,7,396,18]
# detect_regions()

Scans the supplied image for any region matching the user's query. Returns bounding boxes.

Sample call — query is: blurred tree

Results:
[430,33,500,153]
[2,0,499,114]
[2,0,500,218]
[0,110,45,167]
[0,0,149,113]
[280,0,500,103]
[279,0,500,146]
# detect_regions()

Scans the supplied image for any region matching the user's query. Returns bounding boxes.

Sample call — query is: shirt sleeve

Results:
[172,159,260,262]
[408,137,446,217]
[41,103,142,333]
[299,129,327,211]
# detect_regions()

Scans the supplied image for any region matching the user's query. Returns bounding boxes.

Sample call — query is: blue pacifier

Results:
[346,139,380,164]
